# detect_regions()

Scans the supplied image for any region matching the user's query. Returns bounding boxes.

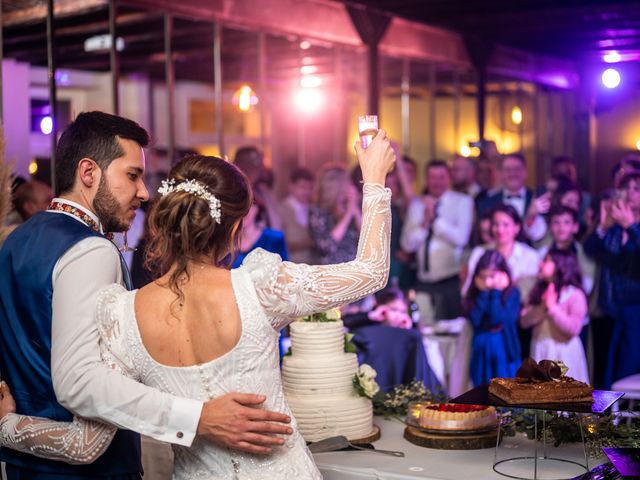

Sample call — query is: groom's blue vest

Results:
[0,212,142,477]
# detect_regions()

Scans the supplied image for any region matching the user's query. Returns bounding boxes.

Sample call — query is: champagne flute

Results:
[119,230,137,253]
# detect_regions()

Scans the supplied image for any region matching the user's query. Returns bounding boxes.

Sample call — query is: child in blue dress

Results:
[465,249,522,386]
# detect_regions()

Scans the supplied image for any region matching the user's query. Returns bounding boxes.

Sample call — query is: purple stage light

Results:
[602,68,621,89]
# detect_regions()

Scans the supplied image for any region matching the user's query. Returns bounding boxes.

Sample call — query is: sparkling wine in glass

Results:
[119,231,137,253]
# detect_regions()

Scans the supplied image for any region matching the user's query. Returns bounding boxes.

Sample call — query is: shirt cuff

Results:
[158,397,203,447]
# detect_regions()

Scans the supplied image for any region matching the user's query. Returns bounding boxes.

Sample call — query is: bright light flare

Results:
[511,106,523,125]
[40,116,53,135]
[603,51,621,64]
[28,160,38,175]
[296,89,322,113]
[300,65,317,75]
[300,75,322,88]
[460,145,471,157]
[299,40,311,50]
[602,68,621,89]
[635,139,640,151]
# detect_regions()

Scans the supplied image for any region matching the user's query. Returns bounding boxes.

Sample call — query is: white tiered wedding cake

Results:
[282,319,375,442]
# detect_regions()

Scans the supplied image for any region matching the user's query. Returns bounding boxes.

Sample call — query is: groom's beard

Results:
[93,175,131,233]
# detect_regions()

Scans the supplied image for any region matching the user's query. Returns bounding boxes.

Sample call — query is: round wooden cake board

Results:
[404,425,498,450]
[350,424,381,444]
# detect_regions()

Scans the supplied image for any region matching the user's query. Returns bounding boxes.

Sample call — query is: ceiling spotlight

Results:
[602,68,621,89]
[299,40,311,50]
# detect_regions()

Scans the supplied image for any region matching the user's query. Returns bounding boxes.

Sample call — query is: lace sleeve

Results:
[0,413,116,465]
[96,284,140,379]
[245,183,391,329]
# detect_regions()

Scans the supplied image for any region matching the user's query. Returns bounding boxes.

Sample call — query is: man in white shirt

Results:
[401,160,473,320]
[449,155,481,198]
[0,112,291,479]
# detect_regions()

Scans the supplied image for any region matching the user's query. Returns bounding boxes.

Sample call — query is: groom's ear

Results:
[77,158,100,189]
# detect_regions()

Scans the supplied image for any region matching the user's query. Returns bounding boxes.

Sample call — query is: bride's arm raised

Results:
[246,131,395,329]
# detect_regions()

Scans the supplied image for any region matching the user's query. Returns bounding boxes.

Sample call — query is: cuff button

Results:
[176,431,184,439]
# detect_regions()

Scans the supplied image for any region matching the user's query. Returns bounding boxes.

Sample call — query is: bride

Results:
[0,130,395,479]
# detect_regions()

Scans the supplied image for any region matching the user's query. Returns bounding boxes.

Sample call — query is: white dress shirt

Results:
[463,241,540,299]
[49,198,202,446]
[401,190,473,283]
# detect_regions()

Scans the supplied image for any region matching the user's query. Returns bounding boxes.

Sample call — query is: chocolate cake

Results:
[488,358,593,405]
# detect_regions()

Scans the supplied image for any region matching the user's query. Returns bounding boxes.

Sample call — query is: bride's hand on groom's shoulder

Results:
[0,381,16,419]
[197,392,293,455]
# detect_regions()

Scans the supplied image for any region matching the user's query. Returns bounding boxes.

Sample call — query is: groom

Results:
[0,111,291,479]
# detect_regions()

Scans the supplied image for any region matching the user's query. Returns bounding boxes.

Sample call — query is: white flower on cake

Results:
[325,308,341,320]
[353,364,380,399]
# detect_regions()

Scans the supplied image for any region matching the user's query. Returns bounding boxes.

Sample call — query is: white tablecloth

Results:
[314,416,606,480]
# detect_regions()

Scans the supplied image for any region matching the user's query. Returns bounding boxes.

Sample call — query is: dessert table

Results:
[314,417,607,480]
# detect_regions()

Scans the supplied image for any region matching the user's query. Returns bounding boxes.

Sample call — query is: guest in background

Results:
[12,180,53,222]
[0,131,15,246]
[449,155,481,198]
[232,197,288,268]
[474,155,498,208]
[611,154,640,189]
[548,156,591,223]
[540,205,595,296]
[386,153,418,289]
[463,204,539,298]
[342,287,412,330]
[309,164,361,265]
[234,146,282,230]
[401,160,473,320]
[465,250,521,387]
[521,248,589,383]
[279,168,315,264]
[477,153,547,242]
[584,173,640,388]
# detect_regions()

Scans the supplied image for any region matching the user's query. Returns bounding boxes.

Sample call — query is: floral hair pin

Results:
[158,178,222,224]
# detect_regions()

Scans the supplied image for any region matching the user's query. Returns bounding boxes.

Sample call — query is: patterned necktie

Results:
[423,200,440,272]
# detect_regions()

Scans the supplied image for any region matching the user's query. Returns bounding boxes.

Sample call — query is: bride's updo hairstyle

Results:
[146,155,252,299]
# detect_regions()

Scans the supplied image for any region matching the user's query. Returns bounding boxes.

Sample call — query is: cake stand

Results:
[452,386,624,480]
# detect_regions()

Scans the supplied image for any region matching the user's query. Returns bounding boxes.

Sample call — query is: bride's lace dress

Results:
[0,184,391,479]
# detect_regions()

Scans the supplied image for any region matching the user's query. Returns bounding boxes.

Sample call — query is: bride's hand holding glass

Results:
[355,129,396,186]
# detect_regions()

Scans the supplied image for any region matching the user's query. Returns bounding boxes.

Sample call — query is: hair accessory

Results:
[158,178,222,224]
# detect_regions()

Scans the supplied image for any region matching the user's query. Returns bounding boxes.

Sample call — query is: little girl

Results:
[520,247,589,383]
[465,250,522,386]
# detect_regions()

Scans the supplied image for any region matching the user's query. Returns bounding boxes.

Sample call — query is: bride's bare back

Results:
[135,266,242,367]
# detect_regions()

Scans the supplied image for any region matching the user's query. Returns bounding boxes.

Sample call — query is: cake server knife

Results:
[308,436,404,457]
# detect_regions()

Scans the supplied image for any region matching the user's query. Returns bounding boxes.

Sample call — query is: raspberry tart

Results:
[417,403,499,431]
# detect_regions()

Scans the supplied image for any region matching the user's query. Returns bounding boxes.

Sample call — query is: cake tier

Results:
[489,377,594,404]
[282,353,358,395]
[418,404,498,431]
[288,320,345,357]
[286,394,373,442]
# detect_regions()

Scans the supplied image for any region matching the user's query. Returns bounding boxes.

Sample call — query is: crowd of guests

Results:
[217,146,640,393]
[4,142,640,393]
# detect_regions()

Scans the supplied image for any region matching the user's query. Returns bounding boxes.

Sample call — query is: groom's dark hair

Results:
[55,111,149,196]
